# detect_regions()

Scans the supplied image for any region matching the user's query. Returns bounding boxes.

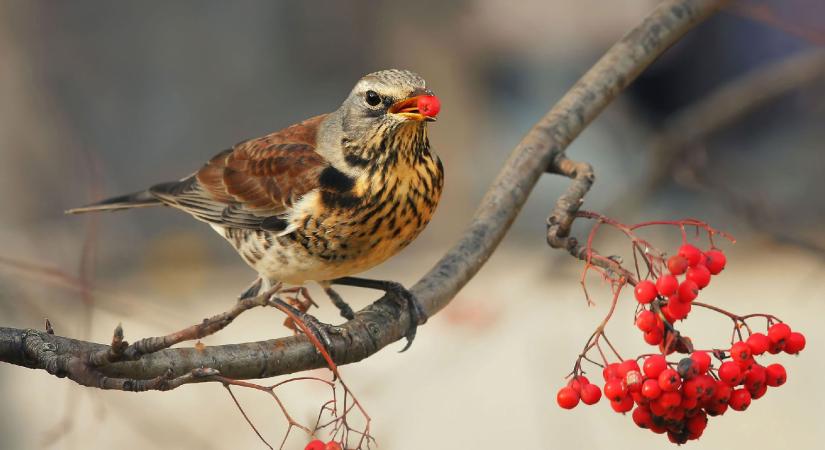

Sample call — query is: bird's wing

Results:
[149,114,328,231]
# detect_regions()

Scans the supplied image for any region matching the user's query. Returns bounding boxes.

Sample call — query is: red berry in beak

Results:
[417,95,440,117]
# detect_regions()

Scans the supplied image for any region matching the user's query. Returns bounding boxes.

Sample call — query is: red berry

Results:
[678,244,703,266]
[686,411,708,436]
[713,381,732,405]
[603,363,621,381]
[695,374,717,400]
[641,378,662,399]
[730,341,752,364]
[567,376,590,393]
[644,328,663,346]
[681,378,701,399]
[416,95,441,117]
[707,402,729,416]
[751,382,768,399]
[705,249,727,274]
[658,369,682,392]
[643,355,668,379]
[681,394,698,410]
[610,395,634,413]
[765,364,787,387]
[649,398,667,417]
[634,280,658,304]
[747,333,770,355]
[686,264,711,289]
[768,340,784,354]
[665,406,685,423]
[667,255,689,275]
[667,431,688,445]
[677,356,699,380]
[557,386,580,409]
[784,332,806,354]
[635,310,657,333]
[656,275,679,297]
[325,442,343,450]
[580,383,602,405]
[718,361,741,385]
[604,380,626,402]
[729,388,751,411]
[768,323,792,347]
[736,356,755,372]
[305,440,325,450]
[625,370,644,392]
[632,406,653,428]
[665,298,691,321]
[744,365,766,392]
[677,280,699,302]
[658,391,681,409]
[630,390,645,406]
[618,360,641,378]
[690,351,711,374]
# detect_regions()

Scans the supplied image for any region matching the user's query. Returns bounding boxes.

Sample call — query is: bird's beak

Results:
[389,94,439,122]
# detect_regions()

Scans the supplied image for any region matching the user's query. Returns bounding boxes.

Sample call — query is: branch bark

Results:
[1,0,726,387]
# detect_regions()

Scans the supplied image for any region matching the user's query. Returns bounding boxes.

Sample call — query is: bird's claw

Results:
[298,312,335,351]
[330,277,428,352]
[385,282,428,352]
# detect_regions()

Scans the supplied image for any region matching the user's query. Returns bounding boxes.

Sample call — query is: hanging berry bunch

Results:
[554,213,806,444]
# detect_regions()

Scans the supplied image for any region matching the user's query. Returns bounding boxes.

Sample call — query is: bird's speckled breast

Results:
[285,151,444,281]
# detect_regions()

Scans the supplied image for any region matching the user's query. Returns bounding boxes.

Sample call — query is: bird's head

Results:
[328,69,440,169]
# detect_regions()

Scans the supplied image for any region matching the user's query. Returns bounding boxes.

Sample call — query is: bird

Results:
[67,69,443,351]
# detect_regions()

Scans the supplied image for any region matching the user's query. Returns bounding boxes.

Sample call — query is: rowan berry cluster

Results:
[558,336,803,444]
[305,439,343,450]
[554,217,806,444]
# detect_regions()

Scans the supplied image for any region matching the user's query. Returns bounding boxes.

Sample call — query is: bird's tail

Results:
[65,190,162,214]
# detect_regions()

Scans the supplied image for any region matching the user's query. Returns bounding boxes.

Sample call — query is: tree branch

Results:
[0,0,726,387]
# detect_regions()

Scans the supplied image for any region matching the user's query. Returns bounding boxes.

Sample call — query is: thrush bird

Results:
[68,69,443,350]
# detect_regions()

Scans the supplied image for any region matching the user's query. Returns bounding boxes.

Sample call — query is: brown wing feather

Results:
[150,114,328,230]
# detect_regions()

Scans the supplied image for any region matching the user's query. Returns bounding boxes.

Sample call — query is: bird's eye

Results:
[365,90,381,106]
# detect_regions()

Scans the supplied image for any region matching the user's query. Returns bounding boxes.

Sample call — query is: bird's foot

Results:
[266,295,340,354]
[331,277,427,352]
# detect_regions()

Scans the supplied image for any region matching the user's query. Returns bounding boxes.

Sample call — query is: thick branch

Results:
[1,0,726,386]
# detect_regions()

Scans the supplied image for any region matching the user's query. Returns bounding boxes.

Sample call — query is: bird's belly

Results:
[210,221,424,285]
[211,226,326,284]
[280,203,434,282]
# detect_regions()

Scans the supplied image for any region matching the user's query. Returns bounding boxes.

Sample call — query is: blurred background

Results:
[1,0,823,449]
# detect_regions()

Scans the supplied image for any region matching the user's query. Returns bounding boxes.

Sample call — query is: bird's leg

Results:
[330,276,427,352]
[318,282,356,320]
[238,277,263,300]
